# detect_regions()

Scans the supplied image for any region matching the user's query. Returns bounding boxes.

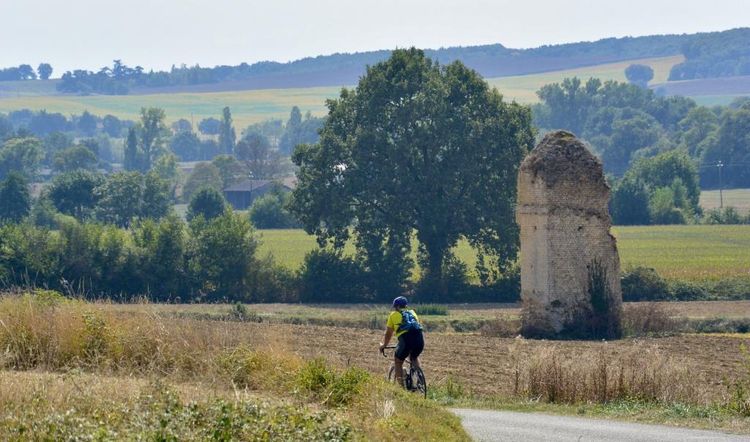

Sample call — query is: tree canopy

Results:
[290,48,534,298]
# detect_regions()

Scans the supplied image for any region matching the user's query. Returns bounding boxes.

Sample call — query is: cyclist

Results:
[379,296,424,388]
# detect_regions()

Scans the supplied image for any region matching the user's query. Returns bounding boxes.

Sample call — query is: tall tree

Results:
[0,172,31,222]
[290,48,534,297]
[77,110,98,136]
[279,106,303,154]
[138,107,167,171]
[37,63,53,80]
[124,127,139,171]
[218,106,236,154]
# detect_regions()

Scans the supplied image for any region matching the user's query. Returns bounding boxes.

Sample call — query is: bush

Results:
[622,303,679,336]
[248,187,300,229]
[298,249,369,303]
[295,359,370,407]
[187,187,226,221]
[669,280,709,301]
[621,266,671,301]
[703,207,748,225]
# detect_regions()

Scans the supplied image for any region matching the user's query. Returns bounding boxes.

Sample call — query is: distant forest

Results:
[2,28,748,95]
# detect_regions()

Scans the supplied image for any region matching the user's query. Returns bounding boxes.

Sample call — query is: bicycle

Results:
[380,345,427,398]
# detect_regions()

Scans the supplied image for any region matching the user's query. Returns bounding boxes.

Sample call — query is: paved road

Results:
[452,408,747,442]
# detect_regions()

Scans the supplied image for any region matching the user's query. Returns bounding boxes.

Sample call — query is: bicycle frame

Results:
[380,345,427,398]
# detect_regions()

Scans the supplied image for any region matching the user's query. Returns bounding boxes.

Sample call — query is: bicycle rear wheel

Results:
[412,367,427,399]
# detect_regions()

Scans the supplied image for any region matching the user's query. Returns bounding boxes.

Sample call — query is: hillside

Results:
[0,56,685,129]
[0,32,690,97]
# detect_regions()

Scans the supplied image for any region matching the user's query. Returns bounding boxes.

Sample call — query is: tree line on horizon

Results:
[3,27,747,94]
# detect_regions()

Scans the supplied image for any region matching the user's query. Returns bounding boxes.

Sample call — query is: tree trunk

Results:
[419,238,447,301]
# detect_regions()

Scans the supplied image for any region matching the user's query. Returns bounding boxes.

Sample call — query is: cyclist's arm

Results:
[379,327,394,351]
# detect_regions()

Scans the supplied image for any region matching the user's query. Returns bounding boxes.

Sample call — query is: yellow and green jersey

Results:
[386,309,422,338]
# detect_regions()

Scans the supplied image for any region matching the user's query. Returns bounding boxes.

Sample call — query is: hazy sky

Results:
[3,0,748,76]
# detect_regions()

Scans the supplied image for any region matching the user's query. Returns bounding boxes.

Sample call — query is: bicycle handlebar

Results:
[380,345,397,357]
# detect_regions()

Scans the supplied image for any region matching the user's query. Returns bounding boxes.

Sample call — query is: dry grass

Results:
[622,303,679,336]
[0,293,468,440]
[510,344,700,405]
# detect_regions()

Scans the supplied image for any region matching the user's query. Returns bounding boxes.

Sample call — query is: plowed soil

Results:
[224,321,749,399]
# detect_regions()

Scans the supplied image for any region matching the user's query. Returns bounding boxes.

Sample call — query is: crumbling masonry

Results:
[517,131,622,339]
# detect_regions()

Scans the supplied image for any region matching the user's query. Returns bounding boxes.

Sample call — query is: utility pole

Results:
[717,161,724,209]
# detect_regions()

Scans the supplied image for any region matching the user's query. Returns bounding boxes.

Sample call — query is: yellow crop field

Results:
[0,55,684,129]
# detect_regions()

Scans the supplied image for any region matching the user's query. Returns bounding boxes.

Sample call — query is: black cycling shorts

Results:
[395,329,424,361]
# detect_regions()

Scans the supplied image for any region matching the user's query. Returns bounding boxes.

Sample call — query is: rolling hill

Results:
[0,55,686,129]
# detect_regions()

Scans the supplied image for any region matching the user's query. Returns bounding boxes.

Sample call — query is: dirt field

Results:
[197,319,747,400]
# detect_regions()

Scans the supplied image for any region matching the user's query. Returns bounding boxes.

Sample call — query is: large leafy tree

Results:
[53,145,98,172]
[48,170,105,219]
[625,64,654,88]
[37,63,53,80]
[235,132,285,179]
[0,172,31,222]
[0,137,43,180]
[290,48,534,296]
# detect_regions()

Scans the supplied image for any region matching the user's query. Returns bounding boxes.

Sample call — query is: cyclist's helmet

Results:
[392,296,408,308]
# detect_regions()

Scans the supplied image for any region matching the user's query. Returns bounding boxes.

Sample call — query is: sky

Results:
[2,0,749,76]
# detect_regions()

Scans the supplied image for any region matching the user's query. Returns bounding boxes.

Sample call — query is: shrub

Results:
[248,187,300,229]
[622,303,679,336]
[621,266,671,301]
[296,359,370,407]
[669,280,709,301]
[187,187,226,221]
[227,302,261,322]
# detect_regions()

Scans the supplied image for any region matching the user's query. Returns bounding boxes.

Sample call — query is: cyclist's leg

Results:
[394,335,409,388]
[394,357,405,387]
[408,330,425,369]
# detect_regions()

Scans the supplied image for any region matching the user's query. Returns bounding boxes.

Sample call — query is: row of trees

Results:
[0,211,286,302]
[535,77,750,190]
[668,28,750,80]
[0,63,52,81]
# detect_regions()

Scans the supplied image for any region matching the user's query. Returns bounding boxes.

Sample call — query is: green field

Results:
[700,188,750,214]
[0,55,683,129]
[257,225,750,282]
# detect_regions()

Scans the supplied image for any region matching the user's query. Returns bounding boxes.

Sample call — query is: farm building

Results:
[223,178,295,209]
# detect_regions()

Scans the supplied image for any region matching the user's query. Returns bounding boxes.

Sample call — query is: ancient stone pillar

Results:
[516,130,622,339]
